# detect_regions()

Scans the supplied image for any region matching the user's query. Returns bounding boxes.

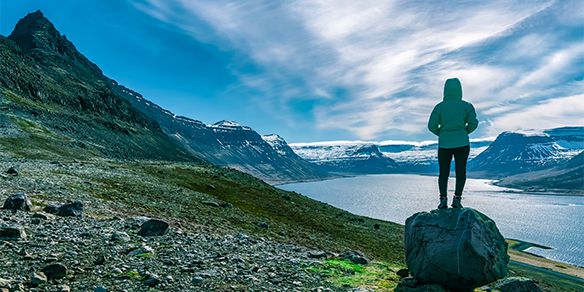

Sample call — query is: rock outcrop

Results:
[404,208,509,291]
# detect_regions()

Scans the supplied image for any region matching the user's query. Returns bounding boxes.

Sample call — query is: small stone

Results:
[293,281,302,286]
[111,231,131,242]
[43,204,60,214]
[219,202,233,208]
[201,200,221,208]
[94,287,107,292]
[257,221,269,228]
[164,275,173,282]
[128,245,154,256]
[57,284,70,292]
[373,223,380,230]
[57,201,83,217]
[493,277,543,292]
[41,263,67,280]
[138,219,169,236]
[307,251,327,259]
[112,268,122,274]
[192,276,204,285]
[30,272,47,287]
[340,250,370,265]
[144,274,160,287]
[6,167,18,176]
[2,193,32,211]
[94,254,106,265]
[0,226,26,241]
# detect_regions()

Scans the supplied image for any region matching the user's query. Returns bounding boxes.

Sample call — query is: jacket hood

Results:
[443,78,462,101]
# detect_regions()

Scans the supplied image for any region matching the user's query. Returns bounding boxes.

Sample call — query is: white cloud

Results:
[488,94,584,136]
[134,0,583,140]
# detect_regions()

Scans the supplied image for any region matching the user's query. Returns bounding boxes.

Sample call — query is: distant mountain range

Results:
[291,139,492,174]
[291,143,398,174]
[469,127,584,177]
[291,128,583,192]
[0,11,328,184]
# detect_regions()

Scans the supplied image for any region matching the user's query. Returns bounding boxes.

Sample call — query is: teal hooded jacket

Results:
[427,78,478,148]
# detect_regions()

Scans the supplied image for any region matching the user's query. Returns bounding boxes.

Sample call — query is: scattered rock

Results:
[6,167,18,176]
[257,221,269,229]
[30,272,47,287]
[201,200,221,208]
[110,231,131,242]
[94,254,106,265]
[144,274,161,287]
[2,193,32,211]
[138,219,169,236]
[128,245,155,256]
[192,276,204,285]
[0,225,26,240]
[404,208,509,291]
[219,202,233,208]
[373,223,380,230]
[57,284,70,292]
[94,287,107,292]
[43,203,60,214]
[41,263,68,280]
[396,268,409,278]
[340,250,369,265]
[57,201,83,217]
[493,277,543,292]
[307,251,327,259]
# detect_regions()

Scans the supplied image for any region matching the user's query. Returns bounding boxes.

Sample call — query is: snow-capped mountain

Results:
[291,139,492,174]
[116,86,328,184]
[291,143,398,174]
[379,139,492,173]
[469,127,584,177]
[262,134,297,157]
[497,150,584,192]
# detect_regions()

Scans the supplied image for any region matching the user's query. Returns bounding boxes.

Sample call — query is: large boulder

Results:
[2,193,32,211]
[404,208,509,292]
[138,219,169,236]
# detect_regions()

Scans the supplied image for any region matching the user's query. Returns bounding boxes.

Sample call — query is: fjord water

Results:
[281,174,584,267]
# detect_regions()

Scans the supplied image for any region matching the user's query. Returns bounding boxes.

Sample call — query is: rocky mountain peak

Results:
[7,10,102,76]
[9,10,61,51]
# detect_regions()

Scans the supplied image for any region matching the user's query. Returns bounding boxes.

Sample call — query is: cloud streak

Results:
[133,0,583,140]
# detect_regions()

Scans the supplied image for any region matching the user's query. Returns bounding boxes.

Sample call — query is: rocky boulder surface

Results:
[2,192,32,211]
[404,208,509,291]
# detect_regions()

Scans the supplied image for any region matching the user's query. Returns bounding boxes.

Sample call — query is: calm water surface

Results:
[281,174,584,267]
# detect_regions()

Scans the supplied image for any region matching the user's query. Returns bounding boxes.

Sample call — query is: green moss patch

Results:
[307,259,400,290]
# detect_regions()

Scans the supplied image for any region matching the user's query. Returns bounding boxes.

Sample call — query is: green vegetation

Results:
[307,259,400,290]
[72,162,404,264]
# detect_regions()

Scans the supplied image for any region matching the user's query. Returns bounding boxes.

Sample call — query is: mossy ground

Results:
[307,259,401,290]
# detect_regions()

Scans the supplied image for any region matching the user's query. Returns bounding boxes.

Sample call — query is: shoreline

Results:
[279,175,584,270]
[507,239,584,280]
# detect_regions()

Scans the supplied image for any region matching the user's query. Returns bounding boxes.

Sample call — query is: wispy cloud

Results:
[133,0,583,140]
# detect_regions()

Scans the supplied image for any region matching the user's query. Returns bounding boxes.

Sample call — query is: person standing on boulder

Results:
[427,78,478,209]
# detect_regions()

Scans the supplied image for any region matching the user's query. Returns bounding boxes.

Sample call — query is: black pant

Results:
[438,145,470,197]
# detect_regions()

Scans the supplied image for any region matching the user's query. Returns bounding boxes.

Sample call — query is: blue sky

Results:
[1,1,583,143]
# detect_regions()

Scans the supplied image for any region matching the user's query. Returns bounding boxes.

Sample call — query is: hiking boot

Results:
[452,195,463,208]
[437,197,448,209]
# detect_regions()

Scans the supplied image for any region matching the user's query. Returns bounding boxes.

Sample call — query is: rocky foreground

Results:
[0,206,335,291]
[0,159,344,291]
